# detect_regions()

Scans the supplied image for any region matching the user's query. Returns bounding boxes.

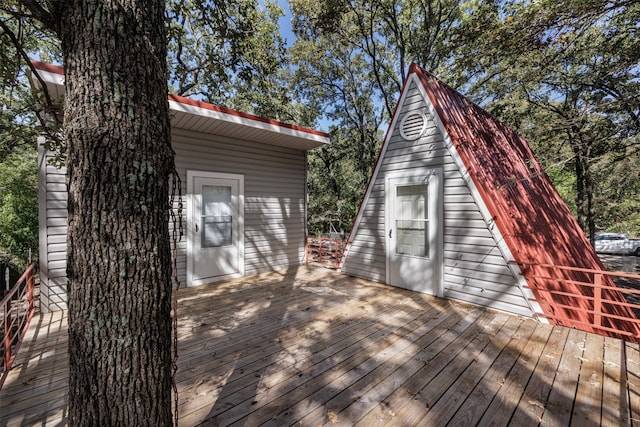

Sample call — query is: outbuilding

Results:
[34,61,330,313]
[342,64,639,340]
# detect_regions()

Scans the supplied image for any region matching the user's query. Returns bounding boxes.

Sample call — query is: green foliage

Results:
[291,0,473,234]
[0,147,38,270]
[307,125,383,235]
[1,3,63,162]
[456,0,640,239]
[0,4,59,270]
[2,0,638,244]
[592,151,640,238]
[166,0,313,123]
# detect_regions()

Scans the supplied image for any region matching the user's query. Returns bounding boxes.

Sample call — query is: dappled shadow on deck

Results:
[1,266,639,426]
[175,266,639,426]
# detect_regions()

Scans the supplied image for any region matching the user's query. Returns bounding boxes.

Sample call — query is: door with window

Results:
[188,171,244,285]
[386,170,442,295]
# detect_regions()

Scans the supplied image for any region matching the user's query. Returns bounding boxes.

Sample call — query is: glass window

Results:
[395,184,429,257]
[201,185,232,247]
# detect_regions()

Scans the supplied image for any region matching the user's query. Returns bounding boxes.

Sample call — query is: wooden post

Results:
[3,297,11,373]
[27,264,34,316]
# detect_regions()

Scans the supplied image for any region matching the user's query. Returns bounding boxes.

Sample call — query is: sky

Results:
[276,0,296,47]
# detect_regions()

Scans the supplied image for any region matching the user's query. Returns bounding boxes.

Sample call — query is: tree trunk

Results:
[585,153,596,243]
[572,139,587,233]
[57,1,174,425]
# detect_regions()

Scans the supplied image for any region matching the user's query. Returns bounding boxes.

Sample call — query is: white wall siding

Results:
[343,79,535,317]
[38,143,68,313]
[172,129,307,280]
[39,129,309,311]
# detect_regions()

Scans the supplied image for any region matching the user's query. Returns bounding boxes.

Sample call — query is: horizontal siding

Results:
[39,275,68,313]
[39,128,309,311]
[344,79,534,318]
[444,247,507,265]
[38,147,68,313]
[444,288,534,317]
[171,129,307,280]
[340,244,385,283]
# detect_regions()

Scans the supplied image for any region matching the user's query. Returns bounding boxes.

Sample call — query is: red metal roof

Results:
[411,63,639,340]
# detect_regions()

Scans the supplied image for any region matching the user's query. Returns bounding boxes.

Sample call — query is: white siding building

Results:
[343,65,639,342]
[342,65,540,318]
[35,62,329,313]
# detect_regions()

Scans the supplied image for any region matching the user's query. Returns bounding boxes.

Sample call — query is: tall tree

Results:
[290,0,478,232]
[291,0,467,118]
[459,0,640,239]
[13,0,175,424]
[291,22,384,231]
[0,146,38,270]
[166,0,309,123]
[0,4,61,161]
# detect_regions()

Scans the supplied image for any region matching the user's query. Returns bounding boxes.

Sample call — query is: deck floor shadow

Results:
[1,266,638,426]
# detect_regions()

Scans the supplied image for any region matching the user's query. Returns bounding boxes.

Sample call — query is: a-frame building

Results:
[342,64,639,341]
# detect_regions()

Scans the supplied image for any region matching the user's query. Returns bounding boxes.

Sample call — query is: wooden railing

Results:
[1,263,36,389]
[514,262,640,342]
[306,236,345,270]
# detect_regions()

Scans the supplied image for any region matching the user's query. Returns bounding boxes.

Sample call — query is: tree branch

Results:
[17,0,56,32]
[0,18,62,148]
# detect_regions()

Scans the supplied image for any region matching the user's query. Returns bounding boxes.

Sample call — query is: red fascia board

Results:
[31,60,64,75]
[31,60,329,140]
[167,94,329,138]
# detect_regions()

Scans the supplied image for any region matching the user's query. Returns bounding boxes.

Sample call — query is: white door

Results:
[386,170,442,295]
[187,171,244,286]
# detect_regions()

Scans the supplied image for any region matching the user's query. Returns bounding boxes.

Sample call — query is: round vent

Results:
[399,111,427,141]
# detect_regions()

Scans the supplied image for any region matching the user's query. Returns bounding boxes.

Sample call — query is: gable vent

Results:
[399,111,427,141]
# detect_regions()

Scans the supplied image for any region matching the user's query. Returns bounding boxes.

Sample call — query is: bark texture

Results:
[57,1,174,425]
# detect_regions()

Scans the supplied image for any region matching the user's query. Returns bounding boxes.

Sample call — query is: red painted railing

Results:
[514,262,640,342]
[1,263,37,389]
[306,236,345,270]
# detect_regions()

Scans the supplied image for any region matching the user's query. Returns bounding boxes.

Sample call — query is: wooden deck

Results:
[1,266,639,426]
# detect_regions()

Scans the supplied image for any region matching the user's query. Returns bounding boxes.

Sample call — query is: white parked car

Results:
[595,233,640,256]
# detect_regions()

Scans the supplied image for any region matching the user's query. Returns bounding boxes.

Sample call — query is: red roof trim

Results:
[168,94,329,138]
[31,60,63,75]
[31,60,329,139]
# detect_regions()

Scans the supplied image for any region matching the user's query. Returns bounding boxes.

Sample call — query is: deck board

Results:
[0,266,638,426]
[571,330,606,426]
[260,302,460,426]
[395,313,524,425]
[627,341,640,425]
[508,326,570,425]
[354,308,494,426]
[477,321,553,426]
[446,319,549,426]
[538,328,587,427]
[297,306,463,426]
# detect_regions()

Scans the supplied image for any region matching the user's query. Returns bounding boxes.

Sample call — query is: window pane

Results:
[202,185,232,247]
[395,184,428,257]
